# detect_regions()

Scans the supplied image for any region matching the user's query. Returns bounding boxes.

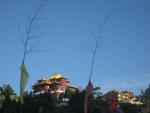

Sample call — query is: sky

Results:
[0,0,150,95]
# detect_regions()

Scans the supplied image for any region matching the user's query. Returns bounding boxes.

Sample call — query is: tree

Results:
[120,103,141,113]
[69,88,106,113]
[0,84,16,102]
[3,84,14,96]
[18,0,51,61]
[141,84,150,113]
[92,86,102,97]
[86,14,113,81]
[68,90,85,113]
[0,84,19,113]
[104,90,118,101]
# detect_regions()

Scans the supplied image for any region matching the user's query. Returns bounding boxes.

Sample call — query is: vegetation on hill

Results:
[0,84,150,113]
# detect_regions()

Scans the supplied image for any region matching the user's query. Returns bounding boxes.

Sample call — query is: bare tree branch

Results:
[18,0,51,62]
[88,14,113,81]
[17,23,25,46]
[26,49,51,54]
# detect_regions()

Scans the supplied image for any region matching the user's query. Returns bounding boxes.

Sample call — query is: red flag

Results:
[84,80,93,113]
[109,99,118,111]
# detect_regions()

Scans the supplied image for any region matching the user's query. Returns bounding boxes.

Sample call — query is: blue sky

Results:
[0,0,150,95]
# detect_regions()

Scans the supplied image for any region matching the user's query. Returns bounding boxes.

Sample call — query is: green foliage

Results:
[23,92,55,113]
[69,89,85,113]
[68,87,106,113]
[104,90,118,101]
[120,103,142,113]
[1,84,15,96]
[1,84,147,113]
[88,96,107,113]
[141,84,150,113]
[0,84,17,104]
[92,86,103,98]
[0,84,19,113]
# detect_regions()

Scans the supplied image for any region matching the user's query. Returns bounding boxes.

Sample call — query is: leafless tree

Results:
[83,14,114,113]
[87,14,113,81]
[18,0,52,113]
[18,0,52,63]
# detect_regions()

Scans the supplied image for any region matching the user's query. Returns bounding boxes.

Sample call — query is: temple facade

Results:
[118,91,134,103]
[32,74,77,97]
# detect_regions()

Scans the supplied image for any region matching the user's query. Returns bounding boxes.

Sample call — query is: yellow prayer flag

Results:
[20,62,29,104]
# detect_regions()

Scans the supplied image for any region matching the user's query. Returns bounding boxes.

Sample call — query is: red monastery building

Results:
[32,74,77,96]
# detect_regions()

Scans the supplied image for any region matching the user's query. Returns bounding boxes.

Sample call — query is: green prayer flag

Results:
[20,62,29,104]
